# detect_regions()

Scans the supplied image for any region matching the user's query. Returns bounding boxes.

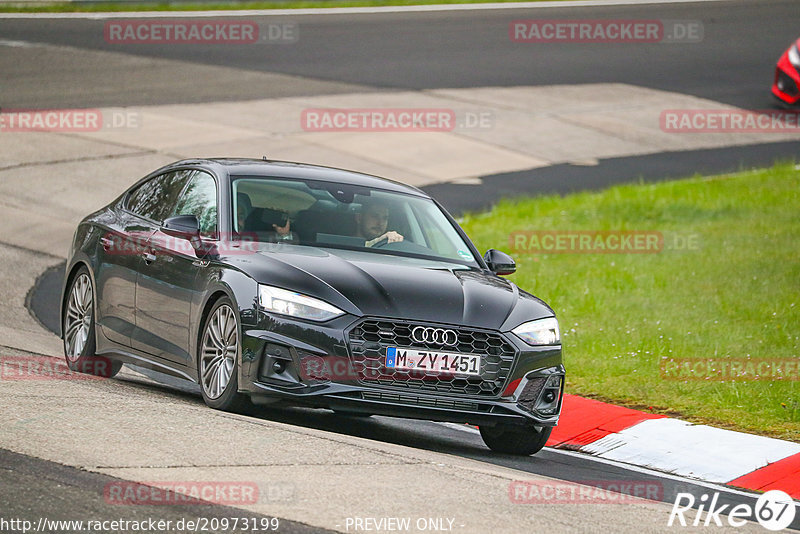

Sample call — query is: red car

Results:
[773,37,800,106]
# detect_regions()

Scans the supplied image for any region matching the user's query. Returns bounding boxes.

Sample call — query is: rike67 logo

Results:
[668,490,796,531]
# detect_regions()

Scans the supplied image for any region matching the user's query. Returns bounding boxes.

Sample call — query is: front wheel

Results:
[479,423,552,455]
[63,266,121,378]
[198,297,250,412]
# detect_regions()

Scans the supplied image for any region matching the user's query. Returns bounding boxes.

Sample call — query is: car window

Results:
[411,201,464,257]
[171,171,218,239]
[126,170,191,223]
[232,176,478,266]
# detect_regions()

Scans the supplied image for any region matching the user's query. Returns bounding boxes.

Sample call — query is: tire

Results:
[479,423,552,455]
[198,296,250,412]
[62,266,122,378]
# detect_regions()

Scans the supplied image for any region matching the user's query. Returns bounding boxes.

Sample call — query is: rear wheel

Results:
[198,297,250,412]
[62,266,122,378]
[479,423,552,455]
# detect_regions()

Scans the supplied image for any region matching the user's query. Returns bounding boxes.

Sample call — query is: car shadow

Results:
[122,363,500,458]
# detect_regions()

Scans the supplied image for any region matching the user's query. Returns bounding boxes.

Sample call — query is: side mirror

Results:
[161,215,200,240]
[162,215,218,258]
[484,249,516,276]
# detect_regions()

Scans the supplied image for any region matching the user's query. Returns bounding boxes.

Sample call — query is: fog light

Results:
[535,374,563,415]
[272,359,287,374]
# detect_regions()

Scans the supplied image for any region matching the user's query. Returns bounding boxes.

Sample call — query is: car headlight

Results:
[258,284,344,322]
[789,44,800,69]
[512,317,560,346]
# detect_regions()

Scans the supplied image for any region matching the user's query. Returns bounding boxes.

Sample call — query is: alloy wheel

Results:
[200,304,238,400]
[64,273,93,362]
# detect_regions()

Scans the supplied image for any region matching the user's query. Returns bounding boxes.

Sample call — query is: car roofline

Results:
[158,158,429,198]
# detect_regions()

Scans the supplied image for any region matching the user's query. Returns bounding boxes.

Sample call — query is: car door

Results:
[132,169,219,365]
[94,171,189,347]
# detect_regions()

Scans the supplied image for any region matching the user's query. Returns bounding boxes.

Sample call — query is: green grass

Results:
[0,0,576,13]
[460,163,800,441]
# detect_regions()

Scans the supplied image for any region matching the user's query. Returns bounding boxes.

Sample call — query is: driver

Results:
[355,200,403,247]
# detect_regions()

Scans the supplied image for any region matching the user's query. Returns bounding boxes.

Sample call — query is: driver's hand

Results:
[272,219,291,236]
[366,231,403,247]
[384,231,403,243]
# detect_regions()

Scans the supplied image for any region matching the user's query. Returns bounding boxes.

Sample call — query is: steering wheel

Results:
[370,236,390,248]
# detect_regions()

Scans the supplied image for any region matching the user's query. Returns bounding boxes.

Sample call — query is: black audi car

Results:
[61,158,564,455]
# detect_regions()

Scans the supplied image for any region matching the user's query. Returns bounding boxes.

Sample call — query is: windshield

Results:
[231,176,479,266]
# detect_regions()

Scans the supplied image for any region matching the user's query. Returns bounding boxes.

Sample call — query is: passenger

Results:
[236,192,252,233]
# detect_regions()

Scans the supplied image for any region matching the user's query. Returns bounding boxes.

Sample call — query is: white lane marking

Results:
[441,422,481,434]
[546,447,769,501]
[582,418,800,483]
[0,0,736,19]
[438,422,768,500]
[0,39,37,47]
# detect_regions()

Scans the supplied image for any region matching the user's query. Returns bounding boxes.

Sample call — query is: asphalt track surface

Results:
[0,448,331,534]
[7,0,800,530]
[427,139,800,214]
[1,0,799,109]
[22,269,800,530]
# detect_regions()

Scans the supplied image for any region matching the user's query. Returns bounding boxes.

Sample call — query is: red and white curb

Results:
[545,395,800,498]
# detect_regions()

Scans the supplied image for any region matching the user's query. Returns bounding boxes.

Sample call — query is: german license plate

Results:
[385,347,481,376]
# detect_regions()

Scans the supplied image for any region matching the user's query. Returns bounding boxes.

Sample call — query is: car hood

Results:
[231,245,554,331]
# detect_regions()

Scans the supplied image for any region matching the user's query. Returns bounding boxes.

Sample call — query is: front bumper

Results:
[238,312,565,427]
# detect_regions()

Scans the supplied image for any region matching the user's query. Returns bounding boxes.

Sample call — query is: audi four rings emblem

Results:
[412,327,458,346]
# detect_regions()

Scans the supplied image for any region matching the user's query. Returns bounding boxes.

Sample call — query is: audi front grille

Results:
[347,319,516,397]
